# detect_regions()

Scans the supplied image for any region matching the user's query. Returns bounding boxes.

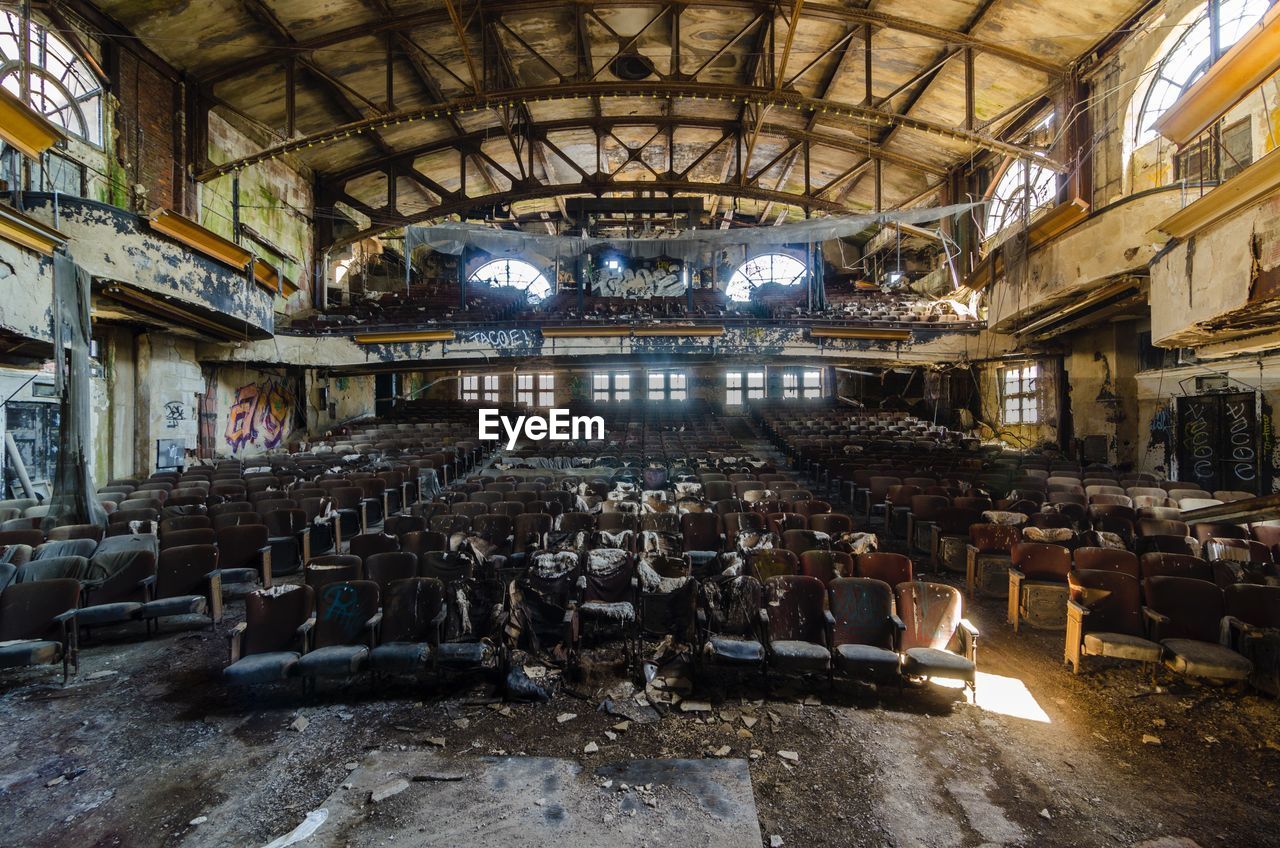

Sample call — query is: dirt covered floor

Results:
[2,569,1279,848]
[4,431,1280,848]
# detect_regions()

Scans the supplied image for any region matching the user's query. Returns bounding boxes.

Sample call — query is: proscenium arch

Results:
[326,179,896,247]
[196,82,1064,183]
[198,0,1067,87]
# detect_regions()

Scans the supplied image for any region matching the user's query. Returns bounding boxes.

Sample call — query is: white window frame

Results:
[647,370,688,401]
[516,373,554,406]
[593,371,631,402]
[1001,364,1040,425]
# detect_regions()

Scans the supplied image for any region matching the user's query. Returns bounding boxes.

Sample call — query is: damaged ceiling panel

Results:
[91,0,1144,243]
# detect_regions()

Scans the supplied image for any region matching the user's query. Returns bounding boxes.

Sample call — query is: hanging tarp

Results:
[42,252,107,531]
[405,202,982,264]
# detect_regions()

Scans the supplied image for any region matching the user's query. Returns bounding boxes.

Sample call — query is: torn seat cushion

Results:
[578,600,635,622]
[436,641,495,668]
[369,642,432,674]
[704,635,764,666]
[0,639,62,668]
[223,650,300,685]
[1083,632,1161,663]
[75,602,142,628]
[1161,638,1252,680]
[835,643,901,677]
[902,647,975,682]
[298,644,369,677]
[768,640,830,672]
[140,595,208,620]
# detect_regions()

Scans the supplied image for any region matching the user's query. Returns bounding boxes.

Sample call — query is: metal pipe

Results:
[5,432,35,499]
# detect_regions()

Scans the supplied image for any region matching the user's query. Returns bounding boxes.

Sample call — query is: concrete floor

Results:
[4,435,1280,847]
[3,563,1280,848]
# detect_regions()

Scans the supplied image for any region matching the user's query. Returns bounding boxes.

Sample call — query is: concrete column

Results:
[134,332,152,477]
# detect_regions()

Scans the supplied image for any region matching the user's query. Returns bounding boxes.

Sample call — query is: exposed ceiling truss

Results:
[78,0,1143,245]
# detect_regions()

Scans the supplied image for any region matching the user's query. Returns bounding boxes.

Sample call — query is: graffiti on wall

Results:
[163,401,186,429]
[225,380,297,452]
[592,257,685,298]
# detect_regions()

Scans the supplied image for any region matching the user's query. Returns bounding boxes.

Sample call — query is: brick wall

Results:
[111,48,179,213]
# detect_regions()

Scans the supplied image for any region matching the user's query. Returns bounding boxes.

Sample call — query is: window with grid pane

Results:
[726,372,743,406]
[803,370,822,398]
[459,375,479,402]
[1001,364,1039,425]
[648,371,687,401]
[782,371,799,399]
[482,375,500,403]
[593,371,631,402]
[517,374,534,406]
[747,370,765,400]
[536,374,554,407]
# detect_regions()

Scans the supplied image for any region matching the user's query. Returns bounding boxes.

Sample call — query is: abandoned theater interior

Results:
[8,0,1280,845]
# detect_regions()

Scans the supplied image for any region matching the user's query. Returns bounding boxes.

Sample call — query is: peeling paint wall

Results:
[212,366,304,457]
[1149,195,1280,346]
[0,242,54,343]
[1134,357,1280,491]
[1062,322,1143,467]
[20,194,275,334]
[207,326,1002,370]
[986,188,1184,331]
[203,113,315,316]
[303,372,376,437]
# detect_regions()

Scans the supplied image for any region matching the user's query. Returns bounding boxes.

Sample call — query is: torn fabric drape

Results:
[42,252,107,531]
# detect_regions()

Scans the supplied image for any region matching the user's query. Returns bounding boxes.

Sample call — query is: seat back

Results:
[1139,552,1213,583]
[421,551,475,584]
[781,529,824,557]
[895,581,963,651]
[700,574,762,639]
[349,532,399,561]
[313,580,380,648]
[400,530,447,559]
[161,527,216,549]
[380,577,445,643]
[799,550,851,586]
[1072,547,1139,577]
[0,578,79,641]
[749,549,798,581]
[242,584,314,656]
[304,554,363,592]
[1068,569,1144,637]
[969,523,1020,554]
[364,551,419,594]
[828,577,894,649]
[216,524,269,569]
[765,575,826,644]
[1011,542,1071,582]
[808,513,852,537]
[856,552,912,585]
[154,544,218,599]
[1224,583,1280,629]
[46,524,104,543]
[680,513,721,551]
[584,548,635,604]
[1144,575,1224,642]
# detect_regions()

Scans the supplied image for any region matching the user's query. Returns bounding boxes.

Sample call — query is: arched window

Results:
[984,158,1057,238]
[469,258,551,302]
[0,11,103,145]
[726,253,806,302]
[1134,0,1270,145]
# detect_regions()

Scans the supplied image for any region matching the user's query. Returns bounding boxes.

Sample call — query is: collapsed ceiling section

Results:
[95,0,1143,244]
